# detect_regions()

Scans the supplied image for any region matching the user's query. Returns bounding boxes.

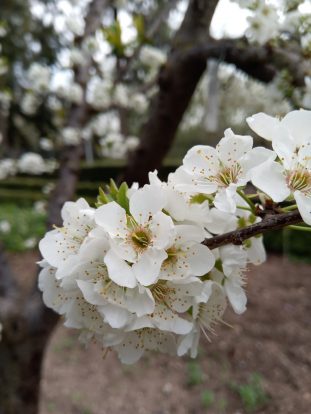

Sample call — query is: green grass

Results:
[186,361,204,386]
[201,389,215,409]
[230,373,269,413]
[0,203,46,251]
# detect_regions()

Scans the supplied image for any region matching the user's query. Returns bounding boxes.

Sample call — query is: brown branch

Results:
[121,0,221,185]
[193,41,310,86]
[203,210,302,250]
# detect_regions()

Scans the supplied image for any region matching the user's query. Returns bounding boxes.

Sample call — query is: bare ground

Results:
[9,253,311,414]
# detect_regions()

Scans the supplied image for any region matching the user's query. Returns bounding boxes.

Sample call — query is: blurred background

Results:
[0,0,311,413]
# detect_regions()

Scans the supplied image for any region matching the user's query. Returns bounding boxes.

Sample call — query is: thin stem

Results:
[288,225,311,232]
[237,189,256,213]
[282,204,298,212]
[237,205,253,212]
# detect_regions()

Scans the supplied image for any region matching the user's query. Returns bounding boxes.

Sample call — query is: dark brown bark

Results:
[203,210,302,250]
[121,0,221,186]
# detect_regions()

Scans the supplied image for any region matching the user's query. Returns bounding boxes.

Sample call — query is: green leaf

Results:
[108,178,119,199]
[96,187,112,207]
[102,20,124,56]
[133,14,145,43]
[116,182,130,214]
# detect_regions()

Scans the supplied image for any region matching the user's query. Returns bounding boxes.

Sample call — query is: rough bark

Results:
[121,0,220,185]
[203,210,302,250]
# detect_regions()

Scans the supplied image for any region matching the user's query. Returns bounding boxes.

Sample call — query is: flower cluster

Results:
[0,152,57,180]
[38,109,310,364]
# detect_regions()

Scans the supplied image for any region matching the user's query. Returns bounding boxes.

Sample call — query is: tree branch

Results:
[194,40,310,86]
[121,0,220,185]
[203,210,302,250]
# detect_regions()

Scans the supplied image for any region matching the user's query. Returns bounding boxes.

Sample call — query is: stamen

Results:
[208,163,242,187]
[286,168,311,195]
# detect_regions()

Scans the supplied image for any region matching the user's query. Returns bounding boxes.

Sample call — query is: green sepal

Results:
[96,180,130,213]
[95,187,113,207]
[116,182,130,214]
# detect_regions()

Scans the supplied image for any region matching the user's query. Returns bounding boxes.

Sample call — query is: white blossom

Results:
[140,45,166,68]
[18,153,47,175]
[246,2,280,45]
[0,159,16,179]
[39,137,53,151]
[0,220,11,234]
[61,127,81,146]
[248,109,311,224]
[27,63,51,94]
[178,128,274,212]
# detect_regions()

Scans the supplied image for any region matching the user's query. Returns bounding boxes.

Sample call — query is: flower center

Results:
[209,163,242,187]
[286,168,311,195]
[151,281,174,304]
[131,228,151,250]
[163,247,178,266]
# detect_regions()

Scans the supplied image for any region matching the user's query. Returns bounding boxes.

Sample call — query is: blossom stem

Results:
[282,204,298,212]
[288,225,311,232]
[237,205,253,212]
[237,189,256,213]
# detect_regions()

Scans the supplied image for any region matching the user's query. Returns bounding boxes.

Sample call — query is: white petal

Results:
[110,238,137,262]
[115,332,145,364]
[246,237,266,265]
[77,279,106,305]
[225,279,247,314]
[214,186,237,213]
[149,211,174,249]
[251,159,290,202]
[132,248,167,286]
[104,249,137,288]
[298,143,311,170]
[125,286,155,317]
[177,327,200,358]
[151,304,193,334]
[217,129,253,164]
[174,224,206,244]
[38,267,73,314]
[166,189,189,221]
[272,132,297,169]
[61,198,91,223]
[205,208,237,234]
[239,147,276,175]
[294,191,311,225]
[186,244,215,276]
[129,185,166,224]
[182,145,219,177]
[281,109,311,146]
[79,235,109,262]
[95,202,127,238]
[246,112,281,141]
[98,304,131,329]
[220,245,247,276]
[39,229,67,268]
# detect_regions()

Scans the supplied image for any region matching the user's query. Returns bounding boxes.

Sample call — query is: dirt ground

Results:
[9,252,311,414]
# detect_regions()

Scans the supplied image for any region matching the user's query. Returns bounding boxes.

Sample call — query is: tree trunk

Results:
[0,305,58,414]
